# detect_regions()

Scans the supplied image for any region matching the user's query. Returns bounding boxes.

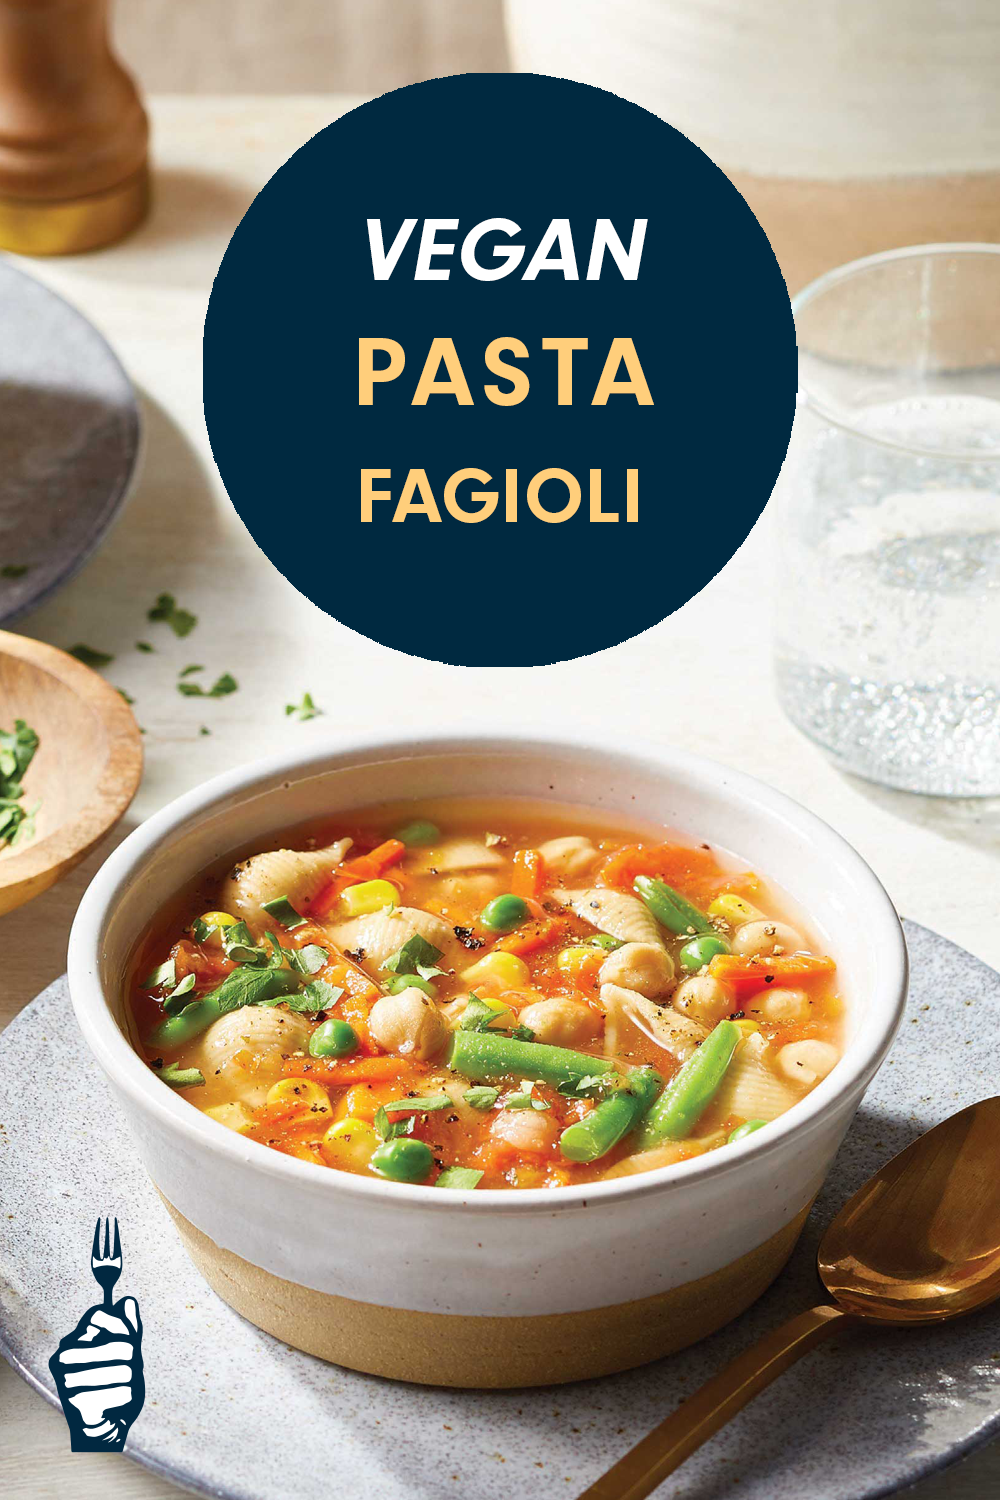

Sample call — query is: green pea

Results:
[385,972,436,997]
[394,819,440,847]
[371,1137,434,1183]
[308,1018,359,1058]
[480,894,531,933]
[728,1119,768,1145]
[678,933,731,972]
[150,995,221,1050]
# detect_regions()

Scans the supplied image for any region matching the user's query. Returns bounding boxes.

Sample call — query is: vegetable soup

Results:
[129,799,844,1190]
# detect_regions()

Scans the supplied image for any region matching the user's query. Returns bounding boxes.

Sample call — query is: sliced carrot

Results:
[596,842,723,897]
[511,848,545,900]
[497,915,568,957]
[307,839,407,918]
[709,952,836,997]
[282,1055,427,1085]
[171,939,235,987]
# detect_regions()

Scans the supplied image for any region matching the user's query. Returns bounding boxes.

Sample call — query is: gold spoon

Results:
[580,1096,1000,1500]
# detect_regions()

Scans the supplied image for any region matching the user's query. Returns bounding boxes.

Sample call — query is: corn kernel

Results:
[708,893,765,925]
[461,951,530,992]
[339,879,398,917]
[732,1018,761,1038]
[204,1101,254,1132]
[198,910,238,935]
[265,1078,331,1114]
[556,946,603,983]
[321,1116,380,1172]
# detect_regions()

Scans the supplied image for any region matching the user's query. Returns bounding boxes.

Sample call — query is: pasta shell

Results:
[712,1034,800,1121]
[220,839,352,930]
[600,983,707,1063]
[537,836,598,880]
[556,887,665,948]
[326,904,461,976]
[190,1006,311,1107]
[410,839,505,874]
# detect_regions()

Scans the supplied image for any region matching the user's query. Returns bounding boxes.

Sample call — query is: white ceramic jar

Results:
[68,731,907,1385]
[505,0,1000,292]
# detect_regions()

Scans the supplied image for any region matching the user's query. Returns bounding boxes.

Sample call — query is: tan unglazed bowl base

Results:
[727,168,1000,296]
[164,1199,812,1388]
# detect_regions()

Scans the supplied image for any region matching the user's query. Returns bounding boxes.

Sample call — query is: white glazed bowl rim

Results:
[68,727,908,1216]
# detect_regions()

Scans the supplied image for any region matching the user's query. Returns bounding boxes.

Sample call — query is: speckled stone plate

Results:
[2,921,999,1500]
[0,259,140,623]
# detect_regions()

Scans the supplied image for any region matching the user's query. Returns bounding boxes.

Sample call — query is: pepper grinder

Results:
[0,0,148,254]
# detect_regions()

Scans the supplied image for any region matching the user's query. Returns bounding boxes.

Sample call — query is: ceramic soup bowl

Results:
[68,731,907,1386]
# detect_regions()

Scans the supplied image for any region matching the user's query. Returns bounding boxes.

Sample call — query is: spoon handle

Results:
[578,1303,847,1500]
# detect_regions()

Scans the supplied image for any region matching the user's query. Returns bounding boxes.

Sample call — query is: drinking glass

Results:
[774,244,1000,795]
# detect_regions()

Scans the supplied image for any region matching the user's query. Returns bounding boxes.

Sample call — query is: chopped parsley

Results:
[135,641,155,653]
[143,958,176,989]
[463,1086,499,1110]
[0,718,40,850]
[284,978,343,1013]
[161,973,197,1014]
[220,921,267,964]
[158,1062,205,1088]
[459,994,534,1041]
[178,664,203,678]
[69,644,113,668]
[1,564,29,578]
[436,1166,483,1190]
[261,894,307,929]
[382,934,446,981]
[148,592,197,637]
[285,692,323,721]
[116,687,135,705]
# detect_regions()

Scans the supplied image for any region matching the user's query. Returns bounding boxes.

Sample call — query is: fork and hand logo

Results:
[49,1218,146,1452]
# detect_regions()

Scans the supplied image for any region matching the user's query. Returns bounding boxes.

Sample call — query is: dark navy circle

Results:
[204,73,795,666]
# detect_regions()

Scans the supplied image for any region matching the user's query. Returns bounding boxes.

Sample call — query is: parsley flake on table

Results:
[69,644,114,668]
[116,687,135,704]
[148,592,197,638]
[178,664,203,678]
[285,692,324,721]
[0,564,29,578]
[135,641,155,653]
[177,672,238,698]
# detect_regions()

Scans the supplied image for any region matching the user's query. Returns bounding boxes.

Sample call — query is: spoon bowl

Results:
[0,629,142,915]
[582,1097,1000,1500]
[821,1096,1000,1323]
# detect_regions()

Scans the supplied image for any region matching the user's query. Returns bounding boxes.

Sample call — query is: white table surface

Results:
[1,96,997,1500]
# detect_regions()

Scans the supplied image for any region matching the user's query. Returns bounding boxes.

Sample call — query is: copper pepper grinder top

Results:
[0,0,148,255]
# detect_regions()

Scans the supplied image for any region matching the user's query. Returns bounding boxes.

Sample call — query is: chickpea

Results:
[518,997,601,1048]
[751,986,811,1023]
[672,973,731,1028]
[491,1106,559,1155]
[368,987,449,1060]
[731,919,805,958]
[599,941,674,999]
[776,1039,839,1088]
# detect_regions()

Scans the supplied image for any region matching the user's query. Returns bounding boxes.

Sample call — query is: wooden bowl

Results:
[0,630,142,915]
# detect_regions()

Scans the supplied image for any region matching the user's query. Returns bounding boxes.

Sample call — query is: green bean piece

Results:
[480,894,531,933]
[309,1018,358,1058]
[150,995,221,1050]
[637,1019,741,1148]
[448,1029,616,1092]
[728,1119,767,1145]
[384,971,436,997]
[678,933,731,972]
[394,819,440,847]
[559,1067,662,1163]
[634,876,714,937]
[370,1137,434,1183]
